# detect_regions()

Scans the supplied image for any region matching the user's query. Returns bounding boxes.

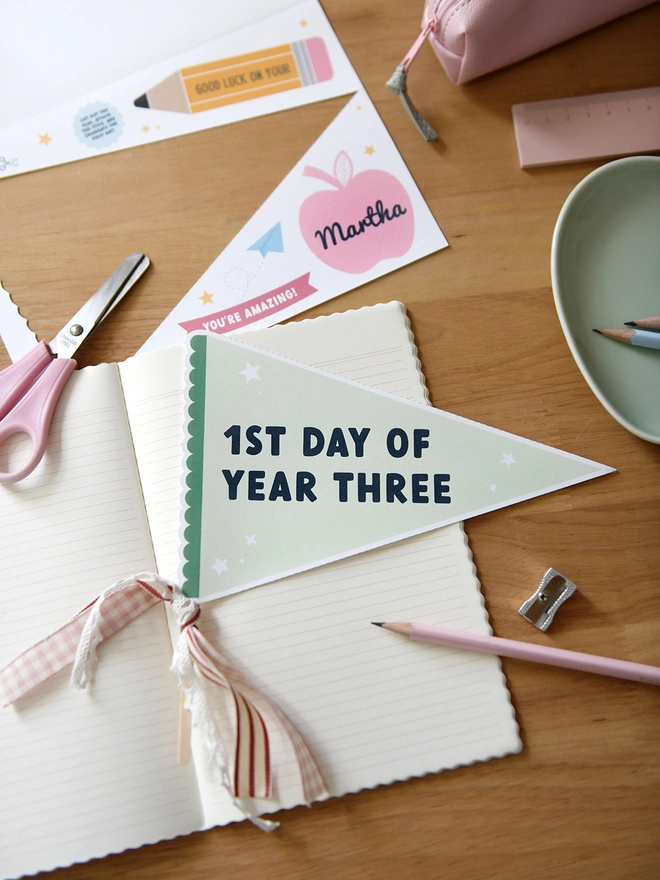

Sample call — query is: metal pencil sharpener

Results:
[518,568,577,631]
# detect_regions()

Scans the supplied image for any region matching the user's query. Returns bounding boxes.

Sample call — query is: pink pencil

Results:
[372,622,660,686]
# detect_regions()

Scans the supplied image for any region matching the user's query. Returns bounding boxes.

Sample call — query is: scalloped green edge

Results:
[181,333,207,597]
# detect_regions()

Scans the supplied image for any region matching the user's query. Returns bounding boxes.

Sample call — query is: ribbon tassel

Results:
[385,21,439,141]
[172,620,272,801]
[0,573,328,826]
[180,623,327,805]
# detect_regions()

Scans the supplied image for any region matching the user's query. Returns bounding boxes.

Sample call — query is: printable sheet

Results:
[139,91,448,354]
[0,1,360,178]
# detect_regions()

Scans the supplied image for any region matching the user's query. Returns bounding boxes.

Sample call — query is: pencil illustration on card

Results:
[134,38,333,113]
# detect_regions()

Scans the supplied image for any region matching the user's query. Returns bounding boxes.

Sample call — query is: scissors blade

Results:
[50,252,150,358]
[0,281,39,362]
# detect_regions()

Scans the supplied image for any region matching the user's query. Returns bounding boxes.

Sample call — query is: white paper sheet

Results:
[0,0,310,128]
[0,1,361,178]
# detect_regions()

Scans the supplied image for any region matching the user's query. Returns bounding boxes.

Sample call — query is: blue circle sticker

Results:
[73,102,124,149]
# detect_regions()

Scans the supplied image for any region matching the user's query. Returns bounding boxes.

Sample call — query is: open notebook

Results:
[0,303,520,879]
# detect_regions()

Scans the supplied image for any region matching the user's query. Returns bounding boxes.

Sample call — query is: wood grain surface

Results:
[1,3,659,878]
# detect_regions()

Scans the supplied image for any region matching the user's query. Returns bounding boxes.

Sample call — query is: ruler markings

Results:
[513,86,660,168]
[521,87,658,114]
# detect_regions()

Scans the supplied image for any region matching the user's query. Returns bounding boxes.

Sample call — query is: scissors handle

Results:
[0,345,77,484]
[0,341,53,420]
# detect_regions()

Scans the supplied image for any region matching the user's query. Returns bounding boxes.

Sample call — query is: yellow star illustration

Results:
[300,18,308,26]
[364,145,376,155]
[38,133,53,146]
[142,125,150,133]
[199,290,214,306]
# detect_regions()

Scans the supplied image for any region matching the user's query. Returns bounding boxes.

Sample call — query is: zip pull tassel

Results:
[386,22,438,141]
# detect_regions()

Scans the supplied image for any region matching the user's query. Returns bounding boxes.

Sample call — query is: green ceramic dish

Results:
[551,156,660,444]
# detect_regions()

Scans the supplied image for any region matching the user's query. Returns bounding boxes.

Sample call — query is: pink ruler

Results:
[512,86,660,168]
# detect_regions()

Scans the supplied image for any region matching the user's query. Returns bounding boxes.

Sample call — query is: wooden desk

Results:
[1,3,659,878]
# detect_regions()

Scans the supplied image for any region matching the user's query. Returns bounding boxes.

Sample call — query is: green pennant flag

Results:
[181,333,613,601]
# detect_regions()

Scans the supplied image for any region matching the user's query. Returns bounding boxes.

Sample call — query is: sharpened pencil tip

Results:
[371,621,384,627]
[592,328,602,334]
[624,321,635,326]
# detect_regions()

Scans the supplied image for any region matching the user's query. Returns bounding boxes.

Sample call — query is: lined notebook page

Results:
[119,347,187,581]
[121,302,520,825]
[0,365,201,879]
[197,528,520,820]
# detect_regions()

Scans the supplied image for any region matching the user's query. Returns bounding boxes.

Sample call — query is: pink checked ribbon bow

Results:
[0,573,327,828]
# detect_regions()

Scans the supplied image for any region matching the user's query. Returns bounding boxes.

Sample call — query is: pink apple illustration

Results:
[299,151,415,274]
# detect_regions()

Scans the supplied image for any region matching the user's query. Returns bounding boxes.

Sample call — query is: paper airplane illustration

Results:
[248,222,284,257]
[181,333,614,601]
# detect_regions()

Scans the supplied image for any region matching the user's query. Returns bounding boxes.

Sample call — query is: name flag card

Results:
[181,333,614,601]
[139,90,447,354]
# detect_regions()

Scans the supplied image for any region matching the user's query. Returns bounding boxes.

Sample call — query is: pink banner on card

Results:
[179,273,317,335]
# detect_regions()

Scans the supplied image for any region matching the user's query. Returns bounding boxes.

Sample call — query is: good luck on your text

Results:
[220,425,451,504]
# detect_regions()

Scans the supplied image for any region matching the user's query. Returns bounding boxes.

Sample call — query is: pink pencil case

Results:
[387,0,656,139]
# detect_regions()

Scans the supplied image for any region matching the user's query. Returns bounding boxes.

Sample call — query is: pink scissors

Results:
[0,253,150,484]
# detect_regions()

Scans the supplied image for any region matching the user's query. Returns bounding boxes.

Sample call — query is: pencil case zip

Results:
[386,0,656,140]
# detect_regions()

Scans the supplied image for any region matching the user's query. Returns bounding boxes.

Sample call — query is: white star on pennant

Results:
[246,535,257,545]
[489,484,497,492]
[211,558,229,575]
[239,362,260,383]
[501,453,516,468]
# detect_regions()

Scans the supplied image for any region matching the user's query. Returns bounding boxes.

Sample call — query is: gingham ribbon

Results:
[0,573,327,814]
[0,579,160,706]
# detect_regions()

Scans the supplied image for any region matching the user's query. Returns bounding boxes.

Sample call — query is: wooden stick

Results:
[178,690,192,766]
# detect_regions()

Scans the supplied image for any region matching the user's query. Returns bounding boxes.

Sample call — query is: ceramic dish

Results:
[551,156,660,444]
